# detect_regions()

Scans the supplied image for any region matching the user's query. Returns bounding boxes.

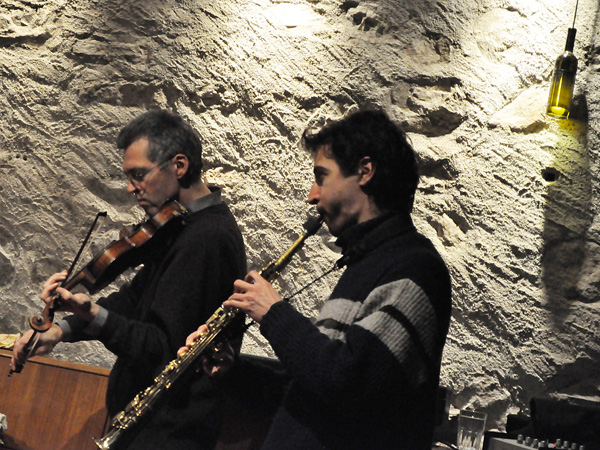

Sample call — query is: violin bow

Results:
[64,211,108,286]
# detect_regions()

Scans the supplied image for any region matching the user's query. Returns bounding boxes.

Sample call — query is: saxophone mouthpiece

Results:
[303,215,324,236]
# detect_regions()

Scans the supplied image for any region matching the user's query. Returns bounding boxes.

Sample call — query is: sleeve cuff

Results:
[260,301,300,339]
[56,305,109,341]
[85,305,109,336]
[56,318,75,342]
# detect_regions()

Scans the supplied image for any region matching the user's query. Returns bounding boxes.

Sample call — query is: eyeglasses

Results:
[125,161,169,187]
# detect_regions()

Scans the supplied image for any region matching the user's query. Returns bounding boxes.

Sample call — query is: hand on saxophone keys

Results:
[177,325,235,378]
[178,269,281,378]
[223,270,283,323]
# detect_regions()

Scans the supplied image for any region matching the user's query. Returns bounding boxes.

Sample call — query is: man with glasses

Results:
[12,110,247,449]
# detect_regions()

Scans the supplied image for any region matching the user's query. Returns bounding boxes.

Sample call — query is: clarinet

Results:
[93,216,323,449]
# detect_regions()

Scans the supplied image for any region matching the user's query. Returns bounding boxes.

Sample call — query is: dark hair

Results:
[117,110,203,187]
[301,110,419,213]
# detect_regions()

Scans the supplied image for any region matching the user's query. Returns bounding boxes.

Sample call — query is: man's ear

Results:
[172,154,189,180]
[357,156,375,186]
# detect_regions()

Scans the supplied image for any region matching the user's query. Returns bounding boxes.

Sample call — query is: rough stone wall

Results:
[1,0,599,430]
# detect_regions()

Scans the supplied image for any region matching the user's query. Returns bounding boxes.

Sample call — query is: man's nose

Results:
[126,179,139,195]
[307,182,319,205]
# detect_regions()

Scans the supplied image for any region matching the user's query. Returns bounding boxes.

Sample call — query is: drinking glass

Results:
[457,409,487,450]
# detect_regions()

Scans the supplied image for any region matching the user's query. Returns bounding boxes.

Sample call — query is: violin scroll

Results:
[30,312,54,332]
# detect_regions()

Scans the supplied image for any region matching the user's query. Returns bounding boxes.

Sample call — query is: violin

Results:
[30,200,188,332]
[7,201,188,378]
[8,201,187,376]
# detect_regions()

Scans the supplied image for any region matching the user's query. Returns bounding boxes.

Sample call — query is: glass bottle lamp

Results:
[546,28,578,119]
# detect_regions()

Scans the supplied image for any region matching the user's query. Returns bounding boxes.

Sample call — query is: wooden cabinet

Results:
[0,351,278,450]
[0,350,110,450]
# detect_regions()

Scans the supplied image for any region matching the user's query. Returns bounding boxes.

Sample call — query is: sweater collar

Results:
[335,212,415,267]
[185,186,222,214]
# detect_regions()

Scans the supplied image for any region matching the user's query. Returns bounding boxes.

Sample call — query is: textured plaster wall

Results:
[1,0,599,430]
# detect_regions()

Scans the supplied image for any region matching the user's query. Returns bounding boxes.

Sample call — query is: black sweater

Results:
[64,200,246,449]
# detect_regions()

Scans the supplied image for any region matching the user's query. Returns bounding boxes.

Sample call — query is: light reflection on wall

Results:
[267,2,322,29]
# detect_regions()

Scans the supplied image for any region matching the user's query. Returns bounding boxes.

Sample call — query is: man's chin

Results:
[324,218,354,238]
[322,217,339,237]
[137,202,157,216]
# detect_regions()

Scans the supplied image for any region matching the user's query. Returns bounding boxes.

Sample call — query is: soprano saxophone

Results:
[93,215,323,450]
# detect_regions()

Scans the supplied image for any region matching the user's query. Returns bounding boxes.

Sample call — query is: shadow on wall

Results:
[540,92,600,403]
[540,97,591,325]
[66,0,205,111]
[541,0,600,325]
[539,1,600,405]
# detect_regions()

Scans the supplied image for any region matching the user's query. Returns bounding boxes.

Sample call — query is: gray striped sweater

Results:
[260,213,451,450]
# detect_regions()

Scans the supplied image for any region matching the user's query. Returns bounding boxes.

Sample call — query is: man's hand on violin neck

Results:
[41,270,68,304]
[41,271,99,322]
[54,287,99,322]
